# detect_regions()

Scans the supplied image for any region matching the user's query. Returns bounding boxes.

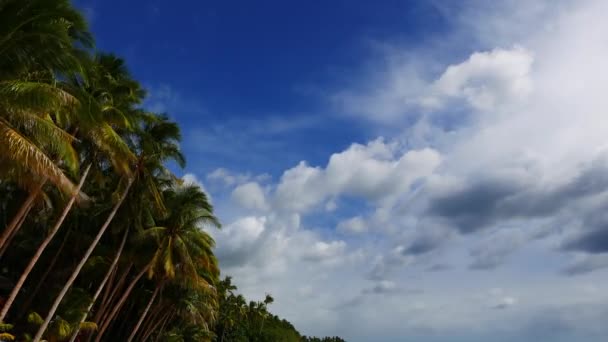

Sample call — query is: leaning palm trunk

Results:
[0,179,45,256]
[68,226,129,342]
[138,302,165,341]
[141,309,170,342]
[0,202,33,258]
[126,285,160,342]
[94,259,153,342]
[94,262,133,329]
[154,309,175,342]
[17,229,72,321]
[32,177,134,342]
[0,167,89,323]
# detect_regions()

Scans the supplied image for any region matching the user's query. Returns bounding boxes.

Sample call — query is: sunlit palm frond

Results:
[0,118,75,194]
[0,81,79,112]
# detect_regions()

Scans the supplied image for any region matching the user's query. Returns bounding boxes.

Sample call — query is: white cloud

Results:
[208,168,271,187]
[426,47,533,111]
[337,216,368,234]
[207,168,246,186]
[231,182,268,211]
[302,240,347,263]
[274,139,441,212]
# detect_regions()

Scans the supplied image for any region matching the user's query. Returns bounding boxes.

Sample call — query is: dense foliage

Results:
[0,1,345,341]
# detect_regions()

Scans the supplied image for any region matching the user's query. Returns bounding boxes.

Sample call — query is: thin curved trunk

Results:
[17,229,72,321]
[94,262,132,329]
[68,226,129,342]
[0,202,32,258]
[0,178,46,258]
[112,296,137,338]
[138,303,164,341]
[141,309,170,342]
[0,179,45,256]
[97,265,117,314]
[0,166,89,322]
[94,259,153,342]
[154,309,175,342]
[127,285,159,342]
[32,178,133,342]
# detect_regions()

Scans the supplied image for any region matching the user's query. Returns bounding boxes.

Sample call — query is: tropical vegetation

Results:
[0,0,344,341]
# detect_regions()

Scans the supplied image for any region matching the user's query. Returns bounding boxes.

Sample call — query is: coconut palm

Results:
[0,51,142,325]
[124,184,220,342]
[0,0,93,253]
[33,115,185,342]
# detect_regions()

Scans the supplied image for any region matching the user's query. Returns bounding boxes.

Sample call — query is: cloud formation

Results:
[193,1,608,341]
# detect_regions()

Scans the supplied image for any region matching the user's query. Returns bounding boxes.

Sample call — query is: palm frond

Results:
[0,118,76,194]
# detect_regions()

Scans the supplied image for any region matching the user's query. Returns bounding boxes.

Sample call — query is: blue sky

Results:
[76,0,453,175]
[77,1,608,341]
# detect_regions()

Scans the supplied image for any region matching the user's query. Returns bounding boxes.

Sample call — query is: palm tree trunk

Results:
[112,296,137,338]
[0,202,32,258]
[94,259,153,342]
[127,285,159,342]
[67,226,129,342]
[154,310,175,342]
[98,264,117,313]
[0,166,89,323]
[94,262,132,329]
[138,303,164,341]
[32,177,134,342]
[141,310,169,342]
[17,229,72,321]
[0,179,45,255]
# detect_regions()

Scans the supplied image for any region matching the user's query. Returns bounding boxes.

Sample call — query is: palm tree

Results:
[0,0,93,253]
[0,51,140,326]
[124,184,220,342]
[258,294,274,335]
[33,115,185,342]
[0,0,92,77]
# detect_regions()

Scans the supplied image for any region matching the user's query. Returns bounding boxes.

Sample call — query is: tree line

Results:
[0,0,345,341]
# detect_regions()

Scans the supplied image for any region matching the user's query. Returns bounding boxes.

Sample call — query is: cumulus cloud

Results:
[302,241,347,263]
[231,182,268,211]
[425,47,534,111]
[213,216,269,268]
[332,47,533,124]
[274,139,441,212]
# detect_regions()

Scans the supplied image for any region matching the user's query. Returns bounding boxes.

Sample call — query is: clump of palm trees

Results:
[0,0,220,340]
